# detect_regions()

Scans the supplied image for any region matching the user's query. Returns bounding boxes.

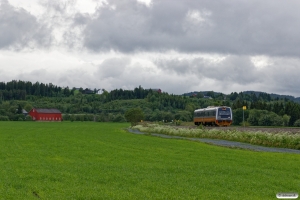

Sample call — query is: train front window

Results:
[218,108,231,118]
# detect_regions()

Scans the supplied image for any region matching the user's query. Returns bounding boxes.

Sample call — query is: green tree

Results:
[258,115,272,126]
[233,108,249,125]
[24,104,33,112]
[125,108,144,126]
[17,104,22,114]
[282,114,291,126]
[196,93,204,98]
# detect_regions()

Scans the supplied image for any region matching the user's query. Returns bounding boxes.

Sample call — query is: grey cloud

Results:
[17,68,97,89]
[39,0,69,14]
[155,55,263,85]
[96,57,131,79]
[0,0,51,49]
[264,58,300,95]
[73,13,90,26]
[155,58,196,75]
[10,54,300,96]
[197,56,263,84]
[81,0,300,56]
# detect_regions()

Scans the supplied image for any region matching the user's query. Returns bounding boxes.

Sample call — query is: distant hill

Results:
[182,91,222,97]
[183,90,300,103]
[242,91,300,103]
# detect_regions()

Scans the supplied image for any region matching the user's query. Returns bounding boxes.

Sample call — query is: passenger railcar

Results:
[194,106,233,126]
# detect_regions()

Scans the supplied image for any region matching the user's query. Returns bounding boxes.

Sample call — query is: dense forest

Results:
[1,80,300,126]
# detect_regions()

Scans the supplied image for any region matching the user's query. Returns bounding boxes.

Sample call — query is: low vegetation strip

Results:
[132,124,300,150]
[128,129,300,154]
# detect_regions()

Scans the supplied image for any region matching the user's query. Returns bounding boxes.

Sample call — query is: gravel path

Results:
[127,129,300,154]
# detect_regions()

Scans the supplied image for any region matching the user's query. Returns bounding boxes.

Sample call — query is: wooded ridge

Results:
[1,80,300,126]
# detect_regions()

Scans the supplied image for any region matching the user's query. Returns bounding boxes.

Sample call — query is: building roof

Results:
[33,108,61,114]
[147,88,162,92]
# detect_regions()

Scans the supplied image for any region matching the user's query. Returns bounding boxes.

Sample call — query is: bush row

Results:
[62,113,126,122]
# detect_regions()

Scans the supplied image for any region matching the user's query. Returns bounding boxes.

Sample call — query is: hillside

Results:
[1,80,300,126]
[183,90,300,103]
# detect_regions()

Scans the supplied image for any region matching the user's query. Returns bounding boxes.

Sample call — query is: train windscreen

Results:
[218,108,231,118]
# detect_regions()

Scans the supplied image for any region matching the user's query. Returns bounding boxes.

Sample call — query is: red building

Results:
[29,108,62,121]
[147,88,162,93]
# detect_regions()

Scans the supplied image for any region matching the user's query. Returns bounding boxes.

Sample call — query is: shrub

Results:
[63,114,70,121]
[0,115,9,121]
[240,121,251,127]
[113,114,126,122]
[70,114,75,122]
[84,114,94,121]
[97,113,109,122]
[293,119,300,127]
[125,108,144,126]
[175,120,181,126]
[25,115,32,121]
[248,110,284,126]
[258,115,272,126]
[233,108,249,125]
[247,114,258,126]
[174,111,192,122]
[272,115,283,126]
[283,114,291,126]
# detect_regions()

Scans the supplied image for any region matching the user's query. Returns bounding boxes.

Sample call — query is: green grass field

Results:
[0,122,299,199]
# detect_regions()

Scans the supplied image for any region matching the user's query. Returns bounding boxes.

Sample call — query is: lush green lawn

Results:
[0,122,299,199]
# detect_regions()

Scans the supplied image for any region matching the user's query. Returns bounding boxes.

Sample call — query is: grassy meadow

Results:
[0,122,299,199]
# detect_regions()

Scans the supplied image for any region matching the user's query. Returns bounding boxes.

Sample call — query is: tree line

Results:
[1,80,300,126]
[0,80,78,100]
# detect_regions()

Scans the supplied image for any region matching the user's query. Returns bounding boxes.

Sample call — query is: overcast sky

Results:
[1,0,300,96]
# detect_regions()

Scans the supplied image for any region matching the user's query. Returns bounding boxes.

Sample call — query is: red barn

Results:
[29,108,62,121]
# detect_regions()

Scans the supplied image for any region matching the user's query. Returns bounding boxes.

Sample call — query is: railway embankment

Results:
[182,126,300,134]
[130,124,300,151]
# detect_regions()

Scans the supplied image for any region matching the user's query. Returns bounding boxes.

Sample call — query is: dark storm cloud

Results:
[82,0,300,56]
[0,0,51,49]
